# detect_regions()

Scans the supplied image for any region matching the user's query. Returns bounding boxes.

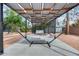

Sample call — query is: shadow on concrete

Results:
[17,39,79,56]
[52,45,79,56]
[41,44,79,56]
[41,45,66,56]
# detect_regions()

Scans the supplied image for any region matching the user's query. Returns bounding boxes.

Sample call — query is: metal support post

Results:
[0,3,3,54]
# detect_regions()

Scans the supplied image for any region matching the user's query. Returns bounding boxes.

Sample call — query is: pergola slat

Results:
[5,3,78,24]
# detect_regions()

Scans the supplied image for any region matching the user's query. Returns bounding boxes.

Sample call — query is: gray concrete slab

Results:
[2,38,79,56]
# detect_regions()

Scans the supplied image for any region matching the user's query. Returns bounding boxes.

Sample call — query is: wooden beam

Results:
[15,7,69,11]
[18,7,69,14]
[47,3,79,24]
[66,12,69,34]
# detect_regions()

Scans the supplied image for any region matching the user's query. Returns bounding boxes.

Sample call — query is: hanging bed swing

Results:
[16,29,64,47]
[16,19,65,47]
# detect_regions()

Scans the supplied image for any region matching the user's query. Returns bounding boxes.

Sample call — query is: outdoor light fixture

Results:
[17,3,31,19]
[30,3,32,8]
[17,3,27,13]
[41,3,44,16]
[42,3,44,10]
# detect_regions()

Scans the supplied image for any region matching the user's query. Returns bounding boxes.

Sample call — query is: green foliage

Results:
[32,22,49,33]
[72,19,79,27]
[4,9,29,32]
[76,20,79,27]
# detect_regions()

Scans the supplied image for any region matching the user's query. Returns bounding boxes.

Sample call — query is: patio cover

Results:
[5,3,78,25]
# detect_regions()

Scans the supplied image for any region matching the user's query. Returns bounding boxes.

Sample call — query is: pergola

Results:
[0,3,79,54]
[5,3,79,35]
[5,3,78,25]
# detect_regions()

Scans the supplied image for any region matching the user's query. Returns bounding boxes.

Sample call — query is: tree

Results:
[4,9,27,33]
[75,19,79,27]
[71,19,79,27]
[32,22,49,33]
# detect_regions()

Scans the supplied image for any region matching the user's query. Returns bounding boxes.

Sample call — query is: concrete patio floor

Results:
[2,38,79,56]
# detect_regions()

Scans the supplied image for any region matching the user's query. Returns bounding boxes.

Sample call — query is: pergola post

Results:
[53,20,56,34]
[66,12,69,34]
[46,21,49,34]
[25,18,27,38]
[0,3,3,54]
[48,25,49,34]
